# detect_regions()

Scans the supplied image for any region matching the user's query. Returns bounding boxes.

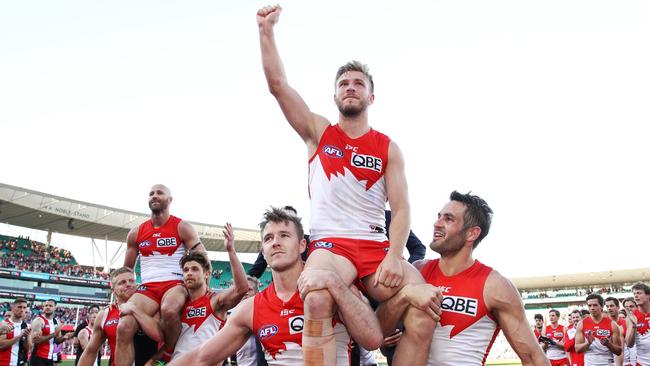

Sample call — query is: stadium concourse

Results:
[2,182,650,365]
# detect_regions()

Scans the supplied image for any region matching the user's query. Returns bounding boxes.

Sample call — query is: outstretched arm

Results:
[167,298,254,366]
[213,223,248,312]
[485,271,550,366]
[257,5,329,149]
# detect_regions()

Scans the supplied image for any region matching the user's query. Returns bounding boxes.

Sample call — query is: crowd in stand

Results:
[0,237,109,280]
[521,285,628,299]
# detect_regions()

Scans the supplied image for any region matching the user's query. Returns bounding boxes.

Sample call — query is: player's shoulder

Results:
[412,258,431,271]
[484,268,519,309]
[229,297,255,330]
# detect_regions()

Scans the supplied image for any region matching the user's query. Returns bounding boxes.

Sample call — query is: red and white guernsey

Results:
[634,309,650,366]
[564,324,585,366]
[420,259,499,366]
[136,215,185,283]
[173,292,224,359]
[545,324,569,360]
[252,283,350,366]
[34,315,57,360]
[308,124,390,242]
[100,304,120,366]
[0,319,26,366]
[582,316,615,365]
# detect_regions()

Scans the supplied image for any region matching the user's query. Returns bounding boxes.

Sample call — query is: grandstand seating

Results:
[134,259,273,290]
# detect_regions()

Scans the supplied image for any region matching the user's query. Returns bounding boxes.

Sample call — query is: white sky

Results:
[1,0,649,279]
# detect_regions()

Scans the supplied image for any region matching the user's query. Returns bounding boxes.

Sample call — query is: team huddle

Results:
[531,286,650,366]
[1,4,647,366]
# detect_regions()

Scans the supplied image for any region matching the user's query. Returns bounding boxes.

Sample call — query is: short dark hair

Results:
[534,313,543,321]
[571,309,581,316]
[623,297,636,308]
[632,282,650,295]
[110,266,134,283]
[604,297,620,307]
[335,61,374,93]
[259,207,304,240]
[581,309,590,317]
[45,299,57,306]
[586,293,604,306]
[88,304,100,311]
[282,206,298,215]
[13,298,28,306]
[180,250,211,273]
[549,309,560,317]
[619,309,627,317]
[450,191,493,247]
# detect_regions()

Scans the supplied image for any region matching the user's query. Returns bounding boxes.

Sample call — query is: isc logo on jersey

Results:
[288,316,304,335]
[323,145,344,158]
[441,295,478,316]
[351,152,382,173]
[157,237,177,248]
[187,306,207,319]
[258,324,279,339]
[595,329,611,337]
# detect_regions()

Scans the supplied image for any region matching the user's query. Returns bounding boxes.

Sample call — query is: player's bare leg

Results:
[159,285,187,361]
[115,294,159,366]
[364,262,435,366]
[302,250,357,366]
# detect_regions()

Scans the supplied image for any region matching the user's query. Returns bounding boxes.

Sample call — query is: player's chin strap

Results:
[303,318,336,366]
[189,242,202,251]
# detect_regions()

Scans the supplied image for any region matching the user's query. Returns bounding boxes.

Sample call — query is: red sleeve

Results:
[564,331,575,352]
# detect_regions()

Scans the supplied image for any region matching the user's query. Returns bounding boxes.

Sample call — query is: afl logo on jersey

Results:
[351,152,382,173]
[258,324,279,339]
[289,316,304,335]
[138,241,152,248]
[313,241,333,249]
[105,319,119,327]
[323,145,344,158]
[137,285,147,291]
[156,237,177,248]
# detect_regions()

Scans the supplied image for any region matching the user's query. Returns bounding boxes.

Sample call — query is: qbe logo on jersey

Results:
[187,306,206,319]
[441,295,478,317]
[595,329,611,337]
[351,152,382,173]
[288,315,304,335]
[156,237,177,248]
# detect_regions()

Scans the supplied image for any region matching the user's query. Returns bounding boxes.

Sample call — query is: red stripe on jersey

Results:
[252,283,304,360]
[420,259,495,338]
[310,124,390,191]
[136,215,183,257]
[102,304,120,366]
